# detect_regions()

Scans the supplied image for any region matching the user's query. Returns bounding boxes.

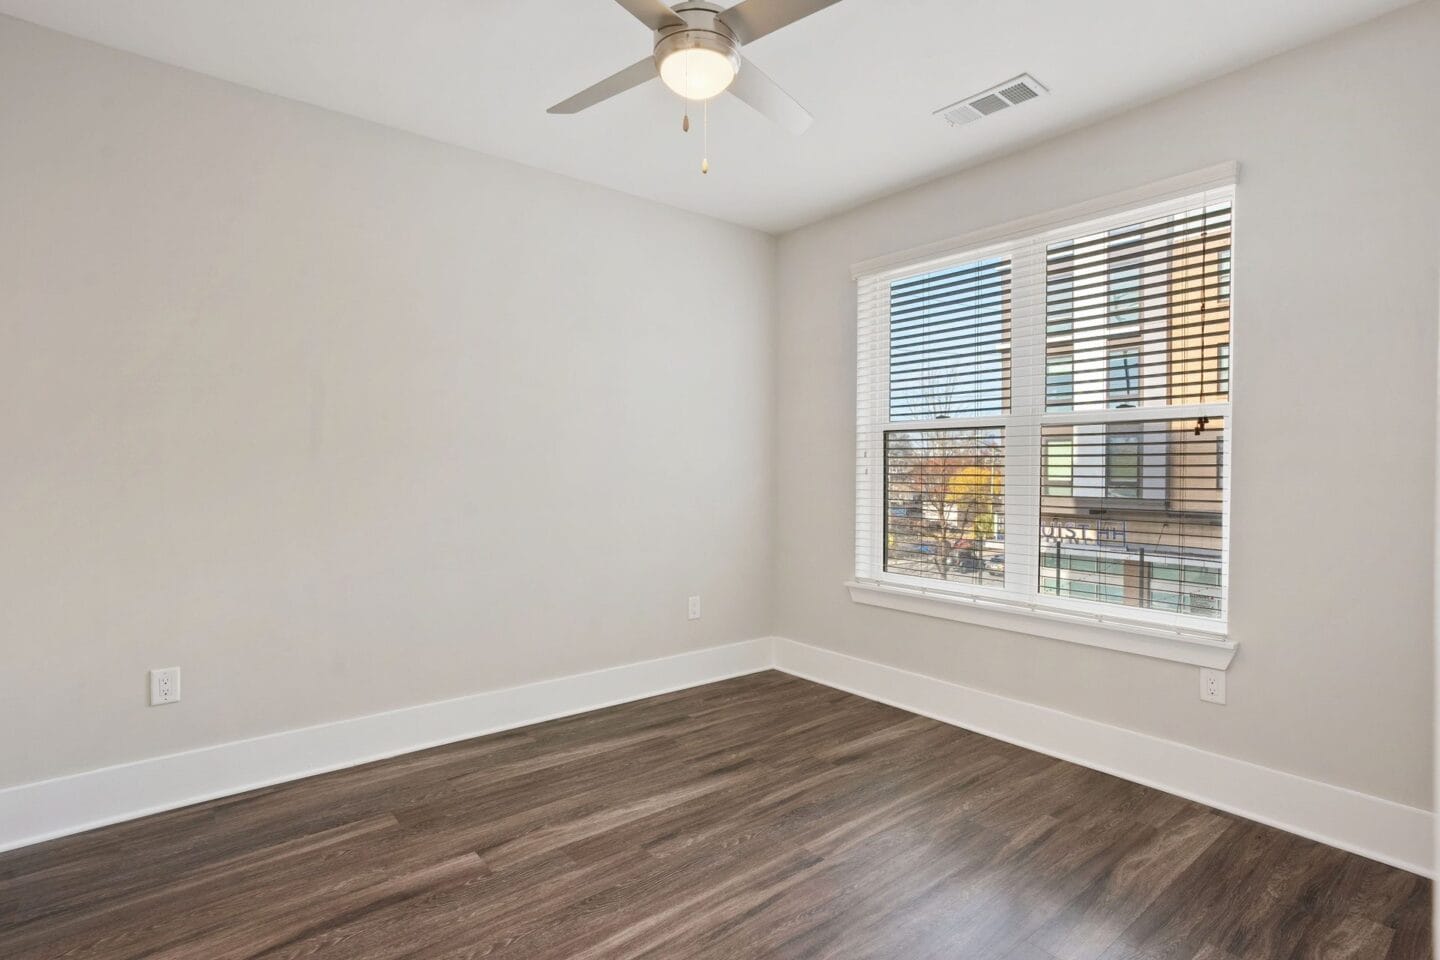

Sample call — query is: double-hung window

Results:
[853,173,1236,666]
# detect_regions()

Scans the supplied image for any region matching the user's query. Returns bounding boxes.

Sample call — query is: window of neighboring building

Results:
[1107,347,1140,408]
[1105,428,1142,498]
[1043,437,1074,496]
[1039,553,1127,604]
[854,178,1234,646]
[1148,560,1224,615]
[1047,240,1075,338]
[1107,237,1142,330]
[1046,355,1074,411]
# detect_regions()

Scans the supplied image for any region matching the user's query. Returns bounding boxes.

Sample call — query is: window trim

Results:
[851,163,1238,280]
[845,579,1237,670]
[852,165,1238,668]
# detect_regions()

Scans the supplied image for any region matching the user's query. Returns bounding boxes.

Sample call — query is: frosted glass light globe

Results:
[658,47,737,101]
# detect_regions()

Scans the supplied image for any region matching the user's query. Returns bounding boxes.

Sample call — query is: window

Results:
[887,258,1009,421]
[1148,560,1223,615]
[1107,249,1142,329]
[1106,347,1140,408]
[1046,355,1074,411]
[1047,240,1075,337]
[1042,437,1073,496]
[884,429,1004,586]
[1104,427,1142,498]
[1039,552,1127,604]
[855,177,1234,647]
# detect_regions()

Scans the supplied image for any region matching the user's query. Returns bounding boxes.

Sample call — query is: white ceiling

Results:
[0,0,1415,233]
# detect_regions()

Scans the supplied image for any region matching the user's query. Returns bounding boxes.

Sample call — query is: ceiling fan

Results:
[548,0,843,145]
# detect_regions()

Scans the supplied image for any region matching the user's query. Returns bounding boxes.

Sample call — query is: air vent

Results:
[970,94,1009,116]
[934,73,1048,128]
[999,81,1039,104]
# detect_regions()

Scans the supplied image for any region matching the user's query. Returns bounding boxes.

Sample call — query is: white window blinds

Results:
[856,179,1234,639]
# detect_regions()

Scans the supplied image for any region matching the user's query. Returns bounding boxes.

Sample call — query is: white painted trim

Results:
[0,638,774,854]
[772,637,1433,877]
[846,581,1236,669]
[851,175,1240,653]
[4,633,1427,881]
[850,162,1239,278]
[1433,262,1440,943]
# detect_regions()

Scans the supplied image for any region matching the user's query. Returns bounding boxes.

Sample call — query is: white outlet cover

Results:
[1199,667,1226,705]
[149,667,182,706]
[687,596,701,621]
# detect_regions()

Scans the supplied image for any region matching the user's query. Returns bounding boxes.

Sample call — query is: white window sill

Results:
[845,580,1236,670]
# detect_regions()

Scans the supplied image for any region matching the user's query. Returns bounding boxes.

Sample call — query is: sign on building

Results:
[1041,517,1127,547]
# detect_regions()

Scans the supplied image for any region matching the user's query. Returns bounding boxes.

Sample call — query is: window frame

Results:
[851,165,1238,670]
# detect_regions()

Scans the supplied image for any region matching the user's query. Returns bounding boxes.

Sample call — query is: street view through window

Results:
[870,191,1232,622]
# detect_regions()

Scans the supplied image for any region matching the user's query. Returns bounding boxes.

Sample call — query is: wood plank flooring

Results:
[0,671,1429,959]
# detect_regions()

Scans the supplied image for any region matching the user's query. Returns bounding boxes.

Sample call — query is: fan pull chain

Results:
[701,99,709,175]
[682,55,691,132]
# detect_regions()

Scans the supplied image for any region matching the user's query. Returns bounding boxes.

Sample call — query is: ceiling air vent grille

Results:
[935,73,1049,128]
[969,94,1009,116]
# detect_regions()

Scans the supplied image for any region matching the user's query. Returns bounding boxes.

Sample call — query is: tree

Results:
[947,464,999,539]
[887,433,1001,581]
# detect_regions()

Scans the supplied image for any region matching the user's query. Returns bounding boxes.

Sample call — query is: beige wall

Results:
[775,1,1439,808]
[0,17,776,788]
[3,2,1436,815]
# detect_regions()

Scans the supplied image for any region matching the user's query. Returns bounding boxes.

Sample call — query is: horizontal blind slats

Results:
[856,182,1233,629]
[884,428,1006,587]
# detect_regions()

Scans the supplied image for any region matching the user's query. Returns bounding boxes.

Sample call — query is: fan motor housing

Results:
[653,1,741,78]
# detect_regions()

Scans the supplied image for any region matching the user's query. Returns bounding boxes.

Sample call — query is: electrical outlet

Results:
[687,595,701,621]
[149,667,181,706]
[1199,667,1226,705]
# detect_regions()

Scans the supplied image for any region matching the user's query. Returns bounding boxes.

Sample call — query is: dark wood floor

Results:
[0,672,1429,959]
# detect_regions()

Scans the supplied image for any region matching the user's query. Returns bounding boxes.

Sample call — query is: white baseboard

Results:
[4,634,1429,878]
[0,638,774,854]
[771,637,1433,877]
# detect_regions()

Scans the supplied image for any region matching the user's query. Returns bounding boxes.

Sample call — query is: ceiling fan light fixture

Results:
[549,0,831,135]
[654,19,740,102]
[658,46,737,100]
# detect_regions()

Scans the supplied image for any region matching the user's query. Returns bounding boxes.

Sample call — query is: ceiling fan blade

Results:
[728,58,813,134]
[547,58,659,115]
[612,0,686,31]
[717,0,843,45]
